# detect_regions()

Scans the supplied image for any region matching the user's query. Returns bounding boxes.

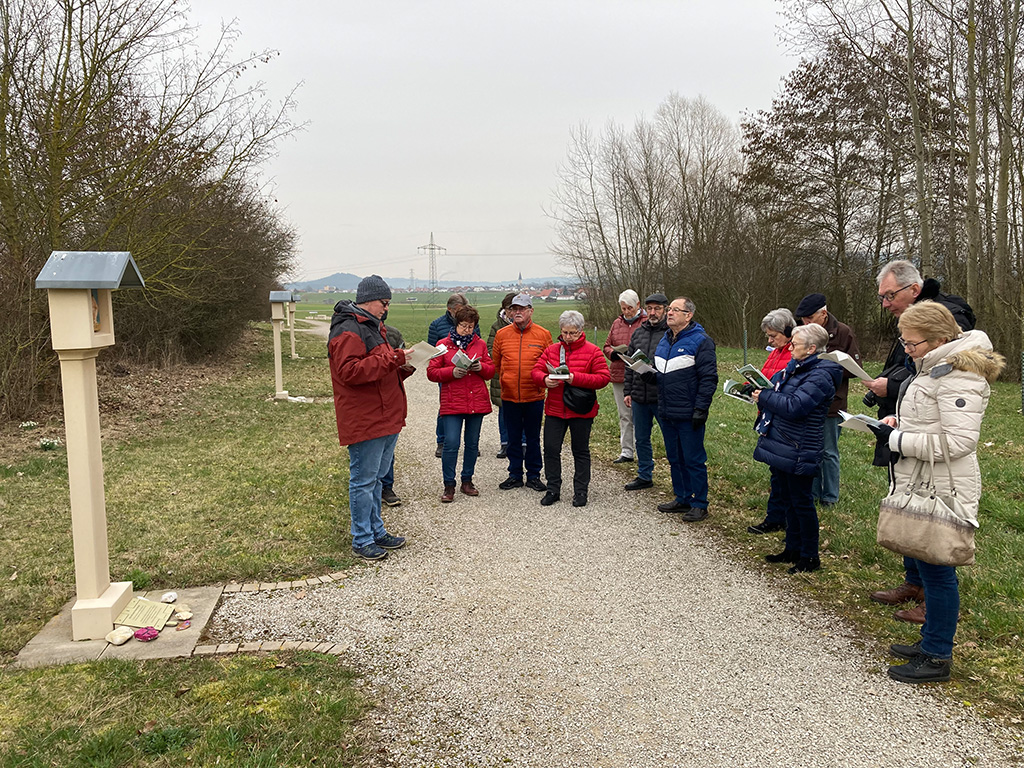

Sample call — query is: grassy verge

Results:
[0,652,370,767]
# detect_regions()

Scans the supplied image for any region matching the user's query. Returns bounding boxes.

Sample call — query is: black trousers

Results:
[543,415,593,496]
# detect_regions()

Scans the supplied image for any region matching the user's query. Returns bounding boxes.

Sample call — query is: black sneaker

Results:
[381,486,402,507]
[525,477,547,492]
[747,521,785,535]
[540,492,560,506]
[681,507,708,522]
[496,444,507,459]
[612,455,634,464]
[434,444,443,458]
[787,556,821,574]
[498,476,524,490]
[765,549,799,564]
[657,500,690,513]
[572,493,587,507]
[890,640,922,660]
[888,654,951,684]
[624,477,654,491]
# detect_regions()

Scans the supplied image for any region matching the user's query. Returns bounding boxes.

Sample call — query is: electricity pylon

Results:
[418,232,446,292]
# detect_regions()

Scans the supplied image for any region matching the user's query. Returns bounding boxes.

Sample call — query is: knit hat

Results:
[644,293,669,305]
[795,292,826,318]
[356,274,391,304]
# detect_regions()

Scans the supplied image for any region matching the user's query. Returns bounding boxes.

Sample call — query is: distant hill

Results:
[285,273,576,292]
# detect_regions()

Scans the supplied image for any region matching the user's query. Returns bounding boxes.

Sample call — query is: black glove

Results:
[640,370,656,384]
[691,409,708,431]
[608,350,622,362]
[867,422,894,444]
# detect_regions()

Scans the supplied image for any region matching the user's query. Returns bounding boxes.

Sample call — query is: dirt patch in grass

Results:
[0,330,258,467]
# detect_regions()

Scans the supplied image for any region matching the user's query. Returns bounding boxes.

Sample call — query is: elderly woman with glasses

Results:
[751,324,843,574]
[427,305,495,503]
[531,310,611,507]
[746,307,798,535]
[866,301,1003,684]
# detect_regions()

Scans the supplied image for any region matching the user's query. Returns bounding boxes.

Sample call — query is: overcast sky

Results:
[188,0,795,285]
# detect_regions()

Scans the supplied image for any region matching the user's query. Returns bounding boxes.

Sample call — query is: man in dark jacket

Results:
[427,294,469,457]
[622,293,669,491]
[864,259,976,622]
[795,293,861,506]
[648,296,718,521]
[486,293,515,458]
[328,275,412,561]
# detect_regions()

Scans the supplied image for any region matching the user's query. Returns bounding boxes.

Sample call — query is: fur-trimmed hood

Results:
[917,330,1004,383]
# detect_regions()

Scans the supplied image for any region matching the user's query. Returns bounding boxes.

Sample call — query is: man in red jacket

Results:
[328,275,413,560]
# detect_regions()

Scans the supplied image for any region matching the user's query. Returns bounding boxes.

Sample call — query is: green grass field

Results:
[1,315,1022,765]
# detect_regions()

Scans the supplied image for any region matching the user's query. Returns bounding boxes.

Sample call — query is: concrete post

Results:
[288,301,297,359]
[271,300,288,400]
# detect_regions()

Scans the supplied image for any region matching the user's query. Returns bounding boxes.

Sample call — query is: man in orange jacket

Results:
[491,293,552,491]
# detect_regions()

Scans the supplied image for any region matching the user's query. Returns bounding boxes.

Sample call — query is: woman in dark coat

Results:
[751,324,842,573]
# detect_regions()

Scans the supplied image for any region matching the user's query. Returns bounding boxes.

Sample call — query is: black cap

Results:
[644,293,669,305]
[795,292,826,318]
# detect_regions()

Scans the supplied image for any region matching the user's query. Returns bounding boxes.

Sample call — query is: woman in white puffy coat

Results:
[870,301,1004,684]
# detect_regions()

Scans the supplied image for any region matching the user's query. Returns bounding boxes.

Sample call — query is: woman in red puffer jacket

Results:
[530,310,611,508]
[427,305,495,502]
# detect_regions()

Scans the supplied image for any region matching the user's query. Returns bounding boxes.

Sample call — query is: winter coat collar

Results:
[915,330,1003,382]
[667,321,704,345]
[620,310,646,325]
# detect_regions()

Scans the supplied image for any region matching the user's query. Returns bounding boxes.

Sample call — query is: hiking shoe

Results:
[434,444,443,458]
[375,533,406,550]
[499,476,524,490]
[496,444,507,459]
[441,484,456,503]
[612,455,634,464]
[888,654,951,684]
[352,542,388,561]
[624,477,654,491]
[871,582,925,605]
[540,492,560,506]
[460,480,479,496]
[681,507,708,522]
[889,640,922,660]
[747,520,785,535]
[572,493,588,507]
[657,500,690,514]
[525,477,547,492]
[765,549,799,564]
[381,486,402,507]
[894,602,927,624]
[788,556,821,574]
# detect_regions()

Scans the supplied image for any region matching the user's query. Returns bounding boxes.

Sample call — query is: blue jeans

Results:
[772,468,818,559]
[347,433,398,548]
[435,384,444,446]
[661,417,708,509]
[812,416,841,503]
[912,559,959,658]
[904,557,923,587]
[497,403,508,446]
[631,400,662,482]
[441,413,484,485]
[502,399,544,480]
[382,453,395,488]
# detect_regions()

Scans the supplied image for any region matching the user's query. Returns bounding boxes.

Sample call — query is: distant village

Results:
[306,274,586,301]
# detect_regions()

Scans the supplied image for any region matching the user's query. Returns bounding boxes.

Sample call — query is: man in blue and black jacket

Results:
[646,296,718,521]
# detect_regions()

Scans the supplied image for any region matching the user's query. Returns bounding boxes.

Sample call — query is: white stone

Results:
[106,626,133,646]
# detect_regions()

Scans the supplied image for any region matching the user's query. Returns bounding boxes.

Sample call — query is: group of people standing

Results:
[327,261,1003,685]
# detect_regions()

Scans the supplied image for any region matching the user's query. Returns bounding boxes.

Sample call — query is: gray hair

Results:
[618,289,640,308]
[877,259,923,288]
[559,310,585,331]
[792,323,829,351]
[673,296,696,314]
[761,308,796,334]
[446,293,467,310]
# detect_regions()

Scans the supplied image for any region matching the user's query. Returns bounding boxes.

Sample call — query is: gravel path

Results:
[211,325,1022,767]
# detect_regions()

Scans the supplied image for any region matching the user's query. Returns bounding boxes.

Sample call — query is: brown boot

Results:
[870,582,925,606]
[441,484,456,503]
[894,601,926,624]
[460,480,479,496]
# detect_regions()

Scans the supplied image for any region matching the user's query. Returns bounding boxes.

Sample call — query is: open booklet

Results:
[723,379,756,404]
[838,409,883,434]
[721,364,774,405]
[624,349,654,375]
[820,350,873,381]
[545,361,571,380]
[452,349,479,370]
[404,340,447,368]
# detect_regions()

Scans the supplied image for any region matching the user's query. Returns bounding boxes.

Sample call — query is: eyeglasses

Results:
[378,299,391,308]
[510,306,531,313]
[898,337,928,351]
[878,284,913,304]
[666,307,691,314]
